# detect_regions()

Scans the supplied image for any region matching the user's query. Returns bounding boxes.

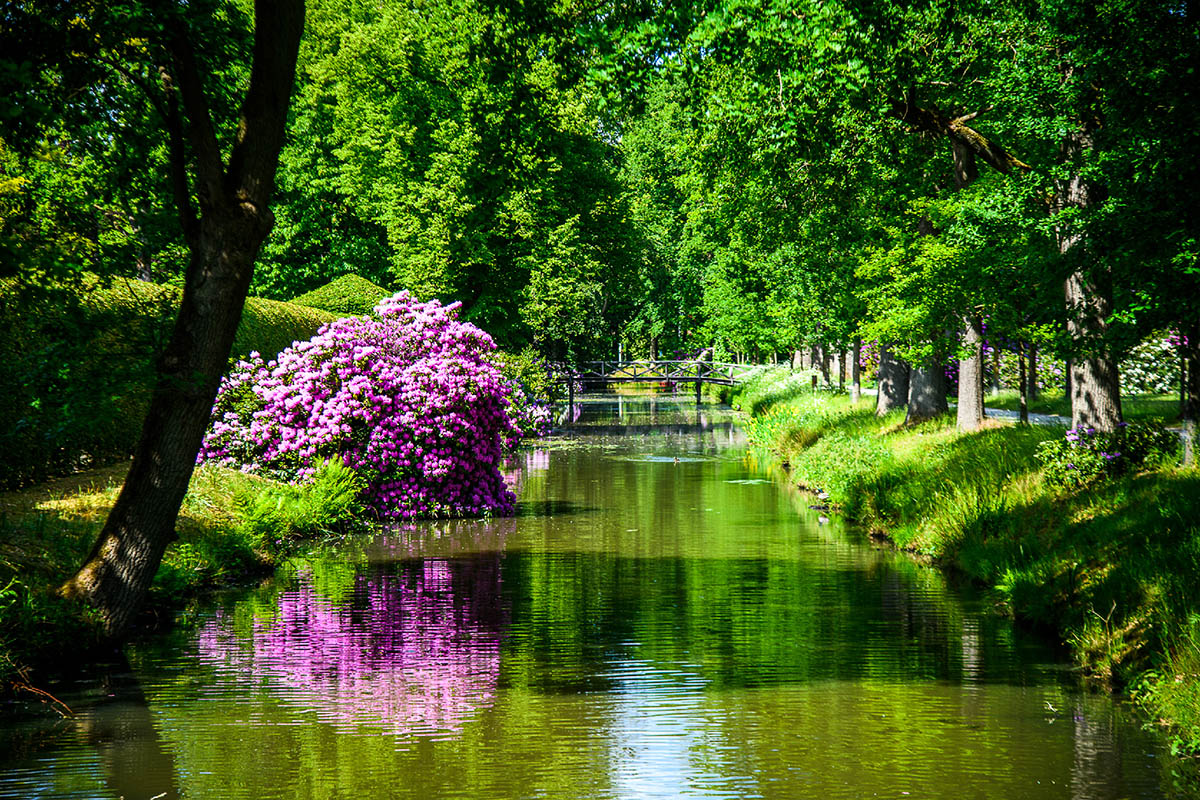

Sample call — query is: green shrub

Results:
[0,274,334,489]
[1036,422,1179,490]
[234,295,336,358]
[493,346,562,401]
[235,457,367,546]
[289,274,391,316]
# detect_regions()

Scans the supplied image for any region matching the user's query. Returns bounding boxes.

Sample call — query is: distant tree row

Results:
[3,0,1197,428]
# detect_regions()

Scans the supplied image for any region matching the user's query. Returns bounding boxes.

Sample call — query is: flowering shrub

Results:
[199,291,517,518]
[1036,422,1179,489]
[1121,331,1183,395]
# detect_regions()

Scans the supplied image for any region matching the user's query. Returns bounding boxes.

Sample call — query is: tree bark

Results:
[1018,342,1029,424]
[1056,128,1123,432]
[1027,344,1039,402]
[60,0,305,638]
[1184,323,1199,467]
[876,343,910,416]
[906,361,949,424]
[850,337,862,404]
[945,138,986,432]
[957,315,985,431]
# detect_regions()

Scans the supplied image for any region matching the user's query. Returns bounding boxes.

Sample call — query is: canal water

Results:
[0,396,1186,798]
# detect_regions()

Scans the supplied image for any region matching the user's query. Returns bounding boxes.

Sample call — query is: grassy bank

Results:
[725,368,1200,753]
[0,460,364,689]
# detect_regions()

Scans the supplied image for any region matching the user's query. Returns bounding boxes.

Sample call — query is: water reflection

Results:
[195,557,507,739]
[0,396,1189,800]
[77,667,179,800]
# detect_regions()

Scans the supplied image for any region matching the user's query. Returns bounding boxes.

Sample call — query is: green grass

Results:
[0,460,364,685]
[731,366,1200,753]
[985,389,1181,423]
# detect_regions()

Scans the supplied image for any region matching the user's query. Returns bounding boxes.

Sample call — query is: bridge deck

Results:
[551,360,759,387]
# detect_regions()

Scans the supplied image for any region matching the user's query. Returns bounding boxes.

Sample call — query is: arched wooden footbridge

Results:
[550,360,761,404]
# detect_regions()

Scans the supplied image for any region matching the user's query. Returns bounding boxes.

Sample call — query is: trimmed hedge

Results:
[235,296,337,358]
[290,274,391,316]
[0,275,336,489]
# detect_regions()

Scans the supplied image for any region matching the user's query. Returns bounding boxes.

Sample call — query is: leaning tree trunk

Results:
[1057,128,1123,432]
[957,315,985,431]
[876,344,910,416]
[60,0,304,638]
[906,360,949,424]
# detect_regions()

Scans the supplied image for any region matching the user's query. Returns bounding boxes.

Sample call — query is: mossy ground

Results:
[726,369,1200,754]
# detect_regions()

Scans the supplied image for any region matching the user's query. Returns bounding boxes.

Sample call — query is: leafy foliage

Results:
[1036,422,1180,490]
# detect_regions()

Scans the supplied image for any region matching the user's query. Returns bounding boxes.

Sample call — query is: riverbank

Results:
[0,460,364,690]
[723,370,1200,754]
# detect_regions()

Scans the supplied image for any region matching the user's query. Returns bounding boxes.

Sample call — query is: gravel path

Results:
[982,407,1071,426]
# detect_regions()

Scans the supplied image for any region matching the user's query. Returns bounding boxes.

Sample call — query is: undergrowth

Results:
[730,366,1200,755]
[1,459,366,686]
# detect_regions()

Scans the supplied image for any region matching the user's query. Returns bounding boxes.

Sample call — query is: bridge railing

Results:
[547,360,768,386]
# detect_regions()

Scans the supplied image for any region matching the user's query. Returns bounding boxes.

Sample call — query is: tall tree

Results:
[9,0,307,636]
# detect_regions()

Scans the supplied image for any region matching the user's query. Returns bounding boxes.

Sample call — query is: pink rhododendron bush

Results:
[199,291,518,518]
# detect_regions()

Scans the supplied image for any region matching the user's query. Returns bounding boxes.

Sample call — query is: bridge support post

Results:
[568,376,574,414]
[694,380,702,404]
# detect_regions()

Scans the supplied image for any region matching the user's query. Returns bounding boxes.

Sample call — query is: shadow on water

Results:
[514,499,595,518]
[0,654,180,800]
[77,662,180,800]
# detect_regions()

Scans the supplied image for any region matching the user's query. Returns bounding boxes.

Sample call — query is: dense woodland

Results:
[3,0,1199,420]
[1,0,1199,632]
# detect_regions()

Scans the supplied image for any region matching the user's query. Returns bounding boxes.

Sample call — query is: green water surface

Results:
[0,396,1185,799]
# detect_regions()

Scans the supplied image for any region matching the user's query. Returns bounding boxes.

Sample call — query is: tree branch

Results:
[224,0,306,212]
[158,66,200,247]
[167,20,225,209]
[888,98,1031,175]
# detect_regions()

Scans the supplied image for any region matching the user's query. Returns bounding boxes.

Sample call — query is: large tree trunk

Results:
[1064,269,1122,431]
[906,361,949,424]
[850,337,862,404]
[1018,342,1029,424]
[1184,323,1199,467]
[1056,128,1123,432]
[876,344,910,416]
[947,139,986,432]
[957,315,985,431]
[1027,344,1039,402]
[817,344,831,386]
[60,0,304,638]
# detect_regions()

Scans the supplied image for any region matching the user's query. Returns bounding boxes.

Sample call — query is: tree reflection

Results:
[196,556,506,739]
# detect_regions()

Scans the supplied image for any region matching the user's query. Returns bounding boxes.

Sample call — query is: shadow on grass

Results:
[951,470,1200,680]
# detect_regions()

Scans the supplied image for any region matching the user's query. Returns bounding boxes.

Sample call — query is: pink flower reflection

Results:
[196,561,503,738]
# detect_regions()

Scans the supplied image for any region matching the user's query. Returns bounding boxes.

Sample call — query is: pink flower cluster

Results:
[199,291,517,518]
